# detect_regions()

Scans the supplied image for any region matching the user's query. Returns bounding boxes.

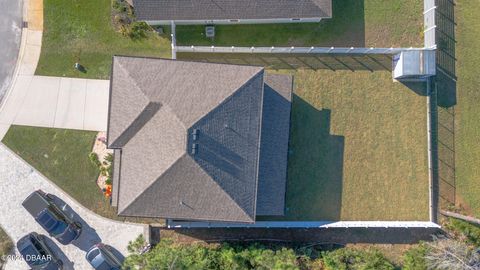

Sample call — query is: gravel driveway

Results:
[0,144,145,269]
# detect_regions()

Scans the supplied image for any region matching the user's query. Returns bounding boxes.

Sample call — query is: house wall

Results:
[145,17,322,26]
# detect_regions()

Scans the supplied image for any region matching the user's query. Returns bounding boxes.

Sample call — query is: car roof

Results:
[87,246,121,269]
[22,191,50,217]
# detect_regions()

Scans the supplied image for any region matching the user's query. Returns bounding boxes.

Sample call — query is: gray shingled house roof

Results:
[133,0,332,22]
[108,56,292,223]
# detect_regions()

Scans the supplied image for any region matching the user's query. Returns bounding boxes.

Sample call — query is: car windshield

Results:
[88,249,114,270]
[94,261,113,270]
[37,210,67,235]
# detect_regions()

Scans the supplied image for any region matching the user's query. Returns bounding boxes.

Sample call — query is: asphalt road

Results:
[0,0,22,104]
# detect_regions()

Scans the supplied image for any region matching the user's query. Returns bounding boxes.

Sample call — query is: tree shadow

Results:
[48,195,102,252]
[156,227,441,245]
[280,95,344,221]
[178,53,391,72]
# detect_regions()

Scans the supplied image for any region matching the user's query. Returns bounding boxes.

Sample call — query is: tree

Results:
[321,248,395,270]
[123,235,310,270]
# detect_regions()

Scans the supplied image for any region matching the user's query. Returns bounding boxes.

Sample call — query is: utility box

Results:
[393,50,436,80]
[205,25,215,38]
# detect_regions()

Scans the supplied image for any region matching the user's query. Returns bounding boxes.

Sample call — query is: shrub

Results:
[124,236,313,270]
[105,153,114,163]
[112,0,127,13]
[321,248,395,270]
[445,218,480,246]
[402,244,429,270]
[88,152,101,168]
[128,22,150,40]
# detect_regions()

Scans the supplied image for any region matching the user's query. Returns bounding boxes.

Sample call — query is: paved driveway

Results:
[0,0,22,103]
[0,76,110,139]
[0,144,145,269]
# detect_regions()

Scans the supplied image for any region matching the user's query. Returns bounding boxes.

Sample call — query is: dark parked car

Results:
[17,232,63,270]
[22,190,82,245]
[86,243,123,270]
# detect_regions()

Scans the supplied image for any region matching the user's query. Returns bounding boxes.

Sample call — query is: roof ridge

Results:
[116,57,188,132]
[116,58,150,101]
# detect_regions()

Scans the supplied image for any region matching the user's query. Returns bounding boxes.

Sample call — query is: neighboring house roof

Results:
[108,56,291,223]
[133,0,332,22]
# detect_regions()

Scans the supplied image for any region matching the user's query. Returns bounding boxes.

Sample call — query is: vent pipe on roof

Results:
[192,129,199,141]
[191,143,198,155]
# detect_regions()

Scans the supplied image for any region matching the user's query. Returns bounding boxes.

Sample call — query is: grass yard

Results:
[279,70,430,221]
[0,227,13,267]
[176,0,423,48]
[454,0,480,217]
[35,0,171,79]
[1,126,117,218]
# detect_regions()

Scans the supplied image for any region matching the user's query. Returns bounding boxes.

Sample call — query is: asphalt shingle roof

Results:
[108,56,291,222]
[133,0,332,21]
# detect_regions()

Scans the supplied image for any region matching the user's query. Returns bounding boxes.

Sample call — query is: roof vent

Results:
[192,129,199,141]
[191,143,198,155]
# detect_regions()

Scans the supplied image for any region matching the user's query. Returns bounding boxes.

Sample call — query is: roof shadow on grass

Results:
[176,0,365,47]
[400,80,429,96]
[177,53,391,72]
[161,227,441,244]
[269,95,344,221]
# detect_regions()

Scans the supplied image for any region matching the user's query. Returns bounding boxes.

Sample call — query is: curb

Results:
[0,0,28,113]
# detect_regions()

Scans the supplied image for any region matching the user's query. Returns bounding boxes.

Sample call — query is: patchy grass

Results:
[280,70,429,221]
[0,227,13,267]
[455,0,480,217]
[176,0,423,48]
[36,0,171,79]
[1,126,114,216]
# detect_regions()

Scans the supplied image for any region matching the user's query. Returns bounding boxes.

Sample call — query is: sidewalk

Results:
[0,0,110,140]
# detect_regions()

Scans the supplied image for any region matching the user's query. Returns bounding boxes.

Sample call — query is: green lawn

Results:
[455,0,480,217]
[176,0,423,48]
[2,126,164,224]
[35,0,171,79]
[1,126,117,218]
[279,70,430,221]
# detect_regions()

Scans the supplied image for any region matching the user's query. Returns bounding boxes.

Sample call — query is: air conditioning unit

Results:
[393,50,436,80]
[205,25,215,38]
